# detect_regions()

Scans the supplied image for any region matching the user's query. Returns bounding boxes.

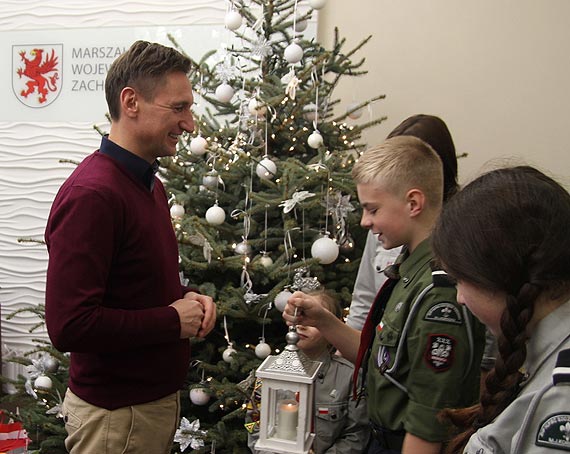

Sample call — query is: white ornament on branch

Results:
[205,203,226,225]
[284,42,303,64]
[309,0,327,9]
[311,235,339,264]
[189,386,211,406]
[215,82,234,103]
[224,10,243,31]
[307,130,324,149]
[256,157,277,180]
[255,341,271,360]
[346,102,364,119]
[274,289,293,312]
[34,375,53,390]
[303,103,317,121]
[170,203,185,219]
[248,98,267,117]
[190,135,208,156]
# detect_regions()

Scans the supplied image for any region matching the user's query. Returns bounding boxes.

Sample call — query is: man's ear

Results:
[406,188,426,217]
[120,87,138,118]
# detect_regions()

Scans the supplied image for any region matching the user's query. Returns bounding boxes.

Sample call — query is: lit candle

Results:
[276,398,299,440]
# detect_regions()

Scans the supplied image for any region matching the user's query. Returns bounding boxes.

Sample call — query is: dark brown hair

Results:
[432,166,570,452]
[387,114,458,202]
[105,40,192,120]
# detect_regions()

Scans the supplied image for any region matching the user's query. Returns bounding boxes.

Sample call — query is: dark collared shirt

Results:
[98,135,158,191]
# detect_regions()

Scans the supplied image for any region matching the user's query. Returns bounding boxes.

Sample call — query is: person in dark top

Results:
[45,40,216,454]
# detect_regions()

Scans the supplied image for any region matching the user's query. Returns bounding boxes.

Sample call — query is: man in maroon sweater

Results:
[45,41,216,454]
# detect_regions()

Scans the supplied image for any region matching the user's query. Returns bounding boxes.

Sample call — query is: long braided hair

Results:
[431,166,570,453]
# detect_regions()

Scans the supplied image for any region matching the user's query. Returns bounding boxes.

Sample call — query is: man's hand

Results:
[183,291,216,338]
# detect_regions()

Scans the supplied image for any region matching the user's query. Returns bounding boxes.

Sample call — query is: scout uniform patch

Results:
[424,334,455,371]
[424,302,463,325]
[535,413,570,451]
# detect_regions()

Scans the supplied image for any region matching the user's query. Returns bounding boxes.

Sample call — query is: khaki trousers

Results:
[62,389,180,454]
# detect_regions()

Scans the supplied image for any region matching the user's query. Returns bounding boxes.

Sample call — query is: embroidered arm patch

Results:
[424,302,463,325]
[536,413,570,451]
[424,334,456,372]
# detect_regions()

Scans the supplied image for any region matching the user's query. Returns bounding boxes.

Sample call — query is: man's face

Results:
[135,71,194,162]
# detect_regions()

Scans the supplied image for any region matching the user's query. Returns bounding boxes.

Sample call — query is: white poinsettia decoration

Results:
[174,417,206,452]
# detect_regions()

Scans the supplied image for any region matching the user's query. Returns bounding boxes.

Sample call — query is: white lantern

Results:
[255,327,322,454]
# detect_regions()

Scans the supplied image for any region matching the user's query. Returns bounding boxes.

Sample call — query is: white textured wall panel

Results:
[0,0,229,378]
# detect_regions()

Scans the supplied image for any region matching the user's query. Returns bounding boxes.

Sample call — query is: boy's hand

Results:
[282,291,325,328]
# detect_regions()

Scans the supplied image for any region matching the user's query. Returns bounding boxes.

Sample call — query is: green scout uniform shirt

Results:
[367,238,485,442]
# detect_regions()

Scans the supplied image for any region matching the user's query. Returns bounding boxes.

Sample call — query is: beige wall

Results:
[319,0,570,187]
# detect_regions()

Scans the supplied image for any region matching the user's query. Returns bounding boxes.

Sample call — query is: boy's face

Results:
[357,182,411,250]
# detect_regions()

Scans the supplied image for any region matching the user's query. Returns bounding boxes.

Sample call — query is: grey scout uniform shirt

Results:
[367,239,485,442]
[464,299,570,454]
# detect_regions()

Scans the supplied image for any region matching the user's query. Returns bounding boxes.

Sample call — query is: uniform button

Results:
[403,277,410,283]
[64,416,68,423]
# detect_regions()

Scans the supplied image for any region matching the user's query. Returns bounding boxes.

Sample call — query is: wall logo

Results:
[13,44,63,107]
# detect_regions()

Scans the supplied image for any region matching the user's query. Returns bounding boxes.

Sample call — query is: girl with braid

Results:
[431,166,570,453]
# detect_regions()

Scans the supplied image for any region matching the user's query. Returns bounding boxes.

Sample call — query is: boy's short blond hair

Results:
[352,136,444,210]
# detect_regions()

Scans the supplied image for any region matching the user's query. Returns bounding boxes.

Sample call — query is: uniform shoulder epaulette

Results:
[430,268,455,288]
[331,354,355,370]
[553,348,570,385]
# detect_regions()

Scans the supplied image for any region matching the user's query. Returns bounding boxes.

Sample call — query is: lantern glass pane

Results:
[268,389,299,441]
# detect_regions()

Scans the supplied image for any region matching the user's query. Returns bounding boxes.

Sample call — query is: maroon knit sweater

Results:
[45,151,189,410]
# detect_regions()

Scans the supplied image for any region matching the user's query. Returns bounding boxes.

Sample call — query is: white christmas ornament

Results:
[189,387,211,406]
[234,240,252,256]
[259,254,273,268]
[255,342,271,359]
[202,172,219,188]
[274,290,293,312]
[43,356,60,373]
[223,346,237,363]
[205,204,226,225]
[347,102,363,119]
[256,158,277,180]
[294,18,308,33]
[224,11,243,31]
[215,83,234,103]
[284,42,304,64]
[311,236,339,264]
[307,130,324,149]
[170,204,185,219]
[309,0,327,9]
[248,98,267,117]
[303,103,317,121]
[34,375,53,390]
[190,135,208,156]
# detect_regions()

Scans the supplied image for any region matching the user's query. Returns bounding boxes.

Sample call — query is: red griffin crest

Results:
[14,46,62,107]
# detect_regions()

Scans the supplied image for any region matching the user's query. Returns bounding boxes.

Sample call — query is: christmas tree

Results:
[164,0,385,452]
[0,1,385,453]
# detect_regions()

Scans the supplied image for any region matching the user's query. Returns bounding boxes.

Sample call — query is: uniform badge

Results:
[536,413,570,451]
[424,302,463,325]
[424,334,455,372]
